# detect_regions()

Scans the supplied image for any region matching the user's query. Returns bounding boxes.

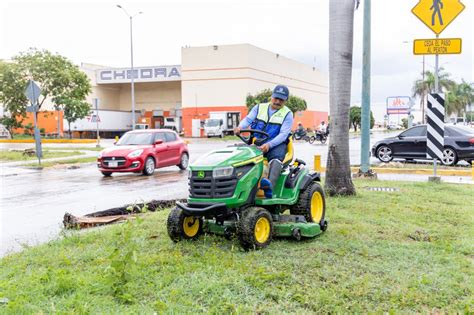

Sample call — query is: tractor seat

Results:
[282,137,294,167]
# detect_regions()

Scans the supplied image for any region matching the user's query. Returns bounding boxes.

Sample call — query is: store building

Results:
[12,44,329,138]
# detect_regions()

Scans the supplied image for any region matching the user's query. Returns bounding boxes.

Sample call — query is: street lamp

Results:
[117,5,143,130]
[403,41,426,123]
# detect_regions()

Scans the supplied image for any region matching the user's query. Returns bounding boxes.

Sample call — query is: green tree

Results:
[401,118,408,129]
[1,49,92,137]
[349,106,374,132]
[246,89,307,113]
[58,98,91,138]
[0,61,28,137]
[412,68,454,122]
[446,80,474,117]
[0,116,22,138]
[13,49,91,111]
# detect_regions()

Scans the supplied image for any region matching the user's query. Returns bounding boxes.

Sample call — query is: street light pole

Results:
[422,54,425,124]
[129,15,136,130]
[117,5,142,130]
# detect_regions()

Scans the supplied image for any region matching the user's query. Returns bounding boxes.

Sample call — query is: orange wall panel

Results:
[13,111,63,135]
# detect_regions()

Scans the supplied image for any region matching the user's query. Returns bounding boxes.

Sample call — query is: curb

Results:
[0,139,96,144]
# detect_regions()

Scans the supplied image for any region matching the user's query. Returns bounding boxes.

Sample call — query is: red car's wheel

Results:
[142,156,155,176]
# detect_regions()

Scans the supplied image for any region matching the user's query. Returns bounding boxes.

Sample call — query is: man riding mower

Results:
[167,85,328,250]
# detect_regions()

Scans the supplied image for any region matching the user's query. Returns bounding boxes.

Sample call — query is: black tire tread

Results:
[178,153,189,170]
[142,156,155,176]
[167,207,202,242]
[290,181,326,224]
[237,207,273,250]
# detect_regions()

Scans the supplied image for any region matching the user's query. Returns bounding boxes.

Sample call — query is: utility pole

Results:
[359,0,374,177]
[117,5,143,130]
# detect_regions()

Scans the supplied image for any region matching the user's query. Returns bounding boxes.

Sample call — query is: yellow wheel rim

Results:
[254,217,270,243]
[310,192,323,223]
[183,216,200,237]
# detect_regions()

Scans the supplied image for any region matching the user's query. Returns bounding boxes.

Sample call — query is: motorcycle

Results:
[292,130,310,142]
[308,130,328,144]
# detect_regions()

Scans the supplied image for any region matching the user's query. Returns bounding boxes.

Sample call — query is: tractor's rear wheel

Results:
[167,207,203,242]
[237,207,273,250]
[291,182,326,226]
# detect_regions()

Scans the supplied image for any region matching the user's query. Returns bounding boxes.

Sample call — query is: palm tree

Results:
[325,0,357,196]
[412,68,454,122]
[446,80,474,118]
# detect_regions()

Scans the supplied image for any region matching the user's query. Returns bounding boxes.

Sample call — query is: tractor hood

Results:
[191,146,262,169]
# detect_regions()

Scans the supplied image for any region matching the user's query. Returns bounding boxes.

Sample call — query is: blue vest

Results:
[250,103,291,143]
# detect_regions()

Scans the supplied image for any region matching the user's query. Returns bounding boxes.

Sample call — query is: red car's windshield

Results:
[117,132,154,145]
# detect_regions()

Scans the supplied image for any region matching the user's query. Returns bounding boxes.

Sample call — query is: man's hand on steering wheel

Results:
[237,129,270,146]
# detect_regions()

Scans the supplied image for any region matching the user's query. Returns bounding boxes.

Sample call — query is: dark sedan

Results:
[372,125,474,166]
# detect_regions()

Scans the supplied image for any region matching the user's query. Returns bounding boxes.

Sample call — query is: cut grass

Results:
[0,149,85,161]
[0,180,472,313]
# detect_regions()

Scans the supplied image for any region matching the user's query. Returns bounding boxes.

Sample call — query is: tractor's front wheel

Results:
[237,207,273,250]
[167,207,203,242]
[291,182,326,226]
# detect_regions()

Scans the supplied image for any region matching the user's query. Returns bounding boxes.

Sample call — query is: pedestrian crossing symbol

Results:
[412,0,465,35]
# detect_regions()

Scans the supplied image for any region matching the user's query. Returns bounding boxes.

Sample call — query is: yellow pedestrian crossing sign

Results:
[412,0,465,35]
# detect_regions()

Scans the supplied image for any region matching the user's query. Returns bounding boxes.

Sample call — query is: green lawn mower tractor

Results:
[167,129,328,250]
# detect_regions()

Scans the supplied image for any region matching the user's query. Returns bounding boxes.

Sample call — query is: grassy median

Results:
[0,180,472,313]
[0,149,85,161]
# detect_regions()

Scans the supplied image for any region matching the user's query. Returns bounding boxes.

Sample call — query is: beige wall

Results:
[117,81,181,111]
[81,63,181,112]
[181,44,328,111]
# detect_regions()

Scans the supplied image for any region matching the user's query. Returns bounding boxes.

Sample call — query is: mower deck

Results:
[204,214,323,240]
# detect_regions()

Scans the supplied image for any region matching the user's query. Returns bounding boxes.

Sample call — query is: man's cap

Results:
[272,85,289,101]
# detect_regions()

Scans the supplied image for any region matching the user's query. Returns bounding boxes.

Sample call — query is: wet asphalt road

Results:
[0,130,427,256]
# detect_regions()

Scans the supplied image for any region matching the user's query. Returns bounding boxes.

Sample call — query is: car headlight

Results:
[98,151,103,158]
[188,169,192,178]
[127,149,144,158]
[212,166,234,178]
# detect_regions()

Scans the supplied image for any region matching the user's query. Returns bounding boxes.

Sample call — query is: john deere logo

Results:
[197,171,205,178]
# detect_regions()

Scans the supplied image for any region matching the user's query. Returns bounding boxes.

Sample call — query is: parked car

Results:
[387,123,403,130]
[97,129,189,176]
[372,125,474,166]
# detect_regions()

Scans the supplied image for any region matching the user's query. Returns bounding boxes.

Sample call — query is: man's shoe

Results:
[260,178,273,198]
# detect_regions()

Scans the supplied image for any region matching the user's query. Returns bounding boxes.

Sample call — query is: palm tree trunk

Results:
[325,0,356,196]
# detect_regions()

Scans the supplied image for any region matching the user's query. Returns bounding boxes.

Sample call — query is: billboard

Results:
[386,96,411,115]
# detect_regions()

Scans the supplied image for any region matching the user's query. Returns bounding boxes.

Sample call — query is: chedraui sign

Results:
[96,65,181,84]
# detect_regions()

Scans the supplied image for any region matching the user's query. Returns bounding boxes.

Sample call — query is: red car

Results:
[97,129,189,176]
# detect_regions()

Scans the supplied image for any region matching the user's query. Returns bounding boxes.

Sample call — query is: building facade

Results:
[15,44,329,138]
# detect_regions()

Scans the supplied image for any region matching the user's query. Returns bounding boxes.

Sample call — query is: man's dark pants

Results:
[264,142,287,162]
[262,142,287,193]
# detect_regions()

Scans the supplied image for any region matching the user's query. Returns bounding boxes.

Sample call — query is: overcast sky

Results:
[1,0,472,118]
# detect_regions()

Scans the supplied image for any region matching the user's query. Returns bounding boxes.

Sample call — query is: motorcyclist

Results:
[318,121,327,134]
[296,122,305,135]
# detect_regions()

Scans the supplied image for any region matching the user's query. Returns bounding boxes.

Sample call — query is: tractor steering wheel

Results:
[237,129,270,146]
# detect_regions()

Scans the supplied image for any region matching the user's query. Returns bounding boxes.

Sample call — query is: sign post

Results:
[93,98,101,148]
[426,93,445,182]
[411,0,465,181]
[25,80,42,165]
